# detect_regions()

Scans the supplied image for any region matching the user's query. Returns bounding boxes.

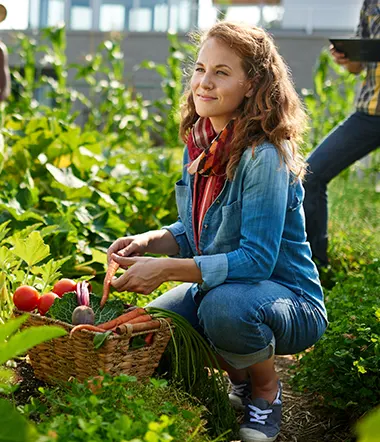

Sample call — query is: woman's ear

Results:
[245,88,254,98]
[245,80,255,98]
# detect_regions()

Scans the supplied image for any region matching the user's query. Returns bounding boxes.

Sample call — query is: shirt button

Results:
[216,200,220,204]
[204,224,208,229]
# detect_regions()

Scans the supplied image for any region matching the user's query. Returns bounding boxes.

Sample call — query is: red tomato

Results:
[52,278,76,297]
[13,285,40,312]
[38,292,59,315]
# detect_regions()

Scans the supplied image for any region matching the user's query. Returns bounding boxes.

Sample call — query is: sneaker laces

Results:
[230,381,249,397]
[248,405,273,425]
[248,386,282,425]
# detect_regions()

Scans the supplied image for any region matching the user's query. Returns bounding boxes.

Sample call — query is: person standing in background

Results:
[0,4,10,102]
[303,0,380,272]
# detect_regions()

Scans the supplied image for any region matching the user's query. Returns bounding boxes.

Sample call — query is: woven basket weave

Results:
[18,311,172,384]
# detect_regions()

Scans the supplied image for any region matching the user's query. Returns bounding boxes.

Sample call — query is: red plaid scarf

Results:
[187,118,234,252]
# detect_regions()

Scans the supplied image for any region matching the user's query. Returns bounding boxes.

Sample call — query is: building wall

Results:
[282,0,362,32]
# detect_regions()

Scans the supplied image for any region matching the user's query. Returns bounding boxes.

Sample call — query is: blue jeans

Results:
[147,281,327,369]
[303,111,380,266]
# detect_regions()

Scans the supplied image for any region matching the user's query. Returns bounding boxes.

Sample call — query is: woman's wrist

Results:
[162,258,203,284]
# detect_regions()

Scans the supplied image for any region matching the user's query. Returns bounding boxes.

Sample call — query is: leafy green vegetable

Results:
[47,292,124,325]
[90,294,124,325]
[46,292,77,324]
[93,330,112,349]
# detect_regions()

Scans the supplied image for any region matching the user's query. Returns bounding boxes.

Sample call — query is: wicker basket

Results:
[17,311,173,384]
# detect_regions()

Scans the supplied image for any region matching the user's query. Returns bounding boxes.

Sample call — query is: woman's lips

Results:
[198,94,217,101]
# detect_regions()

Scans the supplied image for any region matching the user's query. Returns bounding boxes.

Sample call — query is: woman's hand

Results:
[110,255,168,294]
[107,234,150,264]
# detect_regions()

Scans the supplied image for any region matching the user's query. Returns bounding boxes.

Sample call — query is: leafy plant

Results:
[47,292,124,325]
[0,315,66,442]
[0,227,71,322]
[21,373,215,442]
[302,48,360,152]
[138,32,195,148]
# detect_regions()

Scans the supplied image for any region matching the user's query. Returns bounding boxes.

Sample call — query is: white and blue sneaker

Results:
[228,378,252,411]
[239,382,283,442]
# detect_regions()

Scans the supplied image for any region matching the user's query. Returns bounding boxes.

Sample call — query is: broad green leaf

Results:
[0,315,28,343]
[0,325,67,364]
[11,231,50,267]
[0,247,15,269]
[6,224,44,245]
[46,163,87,188]
[93,330,112,349]
[356,406,380,442]
[91,188,117,207]
[0,398,38,442]
[30,256,70,287]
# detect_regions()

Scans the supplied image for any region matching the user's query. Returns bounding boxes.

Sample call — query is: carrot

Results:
[132,320,161,333]
[97,308,146,330]
[70,324,106,337]
[144,333,154,346]
[128,314,152,324]
[100,259,120,308]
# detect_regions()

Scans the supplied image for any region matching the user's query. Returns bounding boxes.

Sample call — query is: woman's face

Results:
[191,37,252,133]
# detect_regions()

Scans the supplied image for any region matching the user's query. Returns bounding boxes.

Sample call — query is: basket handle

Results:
[115,319,161,335]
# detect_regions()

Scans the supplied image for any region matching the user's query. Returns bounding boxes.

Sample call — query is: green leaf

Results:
[30,256,71,288]
[0,398,38,442]
[0,367,15,389]
[0,325,67,365]
[93,330,112,349]
[356,406,380,442]
[46,163,87,188]
[11,231,50,267]
[0,315,28,343]
[130,335,146,349]
[0,247,15,270]
[0,221,11,244]
[90,295,124,325]
[150,378,168,388]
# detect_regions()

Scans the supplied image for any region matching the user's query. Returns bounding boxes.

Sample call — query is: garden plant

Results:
[0,25,379,442]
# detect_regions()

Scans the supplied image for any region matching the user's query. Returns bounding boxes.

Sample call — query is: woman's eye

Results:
[216,70,227,76]
[195,67,204,72]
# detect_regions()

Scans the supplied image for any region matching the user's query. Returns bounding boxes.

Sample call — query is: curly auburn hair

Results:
[180,21,308,180]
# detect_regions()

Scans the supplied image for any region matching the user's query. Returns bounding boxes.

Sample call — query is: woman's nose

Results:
[200,73,213,90]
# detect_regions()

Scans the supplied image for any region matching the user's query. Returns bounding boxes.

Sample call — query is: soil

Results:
[7,355,354,442]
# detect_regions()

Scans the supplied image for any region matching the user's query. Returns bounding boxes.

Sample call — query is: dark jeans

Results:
[303,111,380,267]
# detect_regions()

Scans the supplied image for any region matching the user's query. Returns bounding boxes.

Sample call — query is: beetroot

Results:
[71,305,95,325]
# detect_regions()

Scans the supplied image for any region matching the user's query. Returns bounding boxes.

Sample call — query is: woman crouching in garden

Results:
[107,21,328,442]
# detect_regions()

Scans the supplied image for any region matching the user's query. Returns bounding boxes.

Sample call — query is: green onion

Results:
[147,307,238,439]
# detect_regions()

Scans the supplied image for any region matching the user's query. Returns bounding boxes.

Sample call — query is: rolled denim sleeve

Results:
[162,218,194,258]
[193,253,228,290]
[194,146,289,290]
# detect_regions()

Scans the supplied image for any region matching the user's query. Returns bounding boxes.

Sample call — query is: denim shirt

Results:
[163,142,327,319]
